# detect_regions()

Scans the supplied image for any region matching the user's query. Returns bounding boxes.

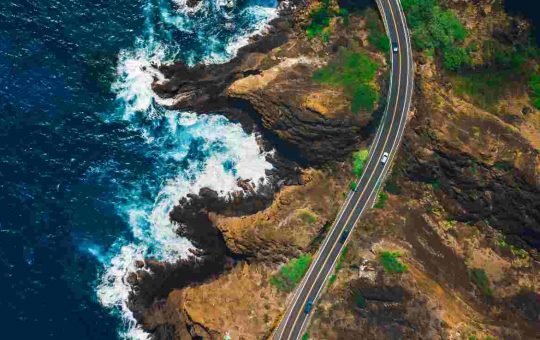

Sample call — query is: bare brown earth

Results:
[139,1,540,339]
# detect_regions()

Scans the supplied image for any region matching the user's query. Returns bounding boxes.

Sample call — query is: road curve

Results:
[272,0,414,339]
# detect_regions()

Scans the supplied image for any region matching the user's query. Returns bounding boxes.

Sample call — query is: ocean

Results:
[0,0,277,338]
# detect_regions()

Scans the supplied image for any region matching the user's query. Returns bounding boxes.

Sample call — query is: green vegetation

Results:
[384,180,402,195]
[379,251,407,273]
[313,47,380,112]
[270,254,312,292]
[497,237,528,259]
[328,274,337,285]
[366,10,389,53]
[451,70,514,110]
[349,181,358,191]
[302,333,309,340]
[402,0,470,71]
[352,149,369,177]
[493,161,512,171]
[305,0,349,41]
[297,209,318,224]
[355,292,367,308]
[373,191,389,209]
[470,268,492,296]
[531,72,540,109]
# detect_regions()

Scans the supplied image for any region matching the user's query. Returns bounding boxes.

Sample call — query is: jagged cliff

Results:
[131,1,540,339]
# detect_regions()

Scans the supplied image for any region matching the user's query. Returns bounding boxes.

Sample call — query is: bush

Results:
[297,209,318,224]
[531,73,540,109]
[470,268,492,296]
[313,47,380,112]
[352,149,369,177]
[379,251,407,273]
[270,254,312,292]
[373,191,389,208]
[355,292,367,308]
[305,0,349,41]
[366,10,389,53]
[442,45,471,71]
[402,0,470,71]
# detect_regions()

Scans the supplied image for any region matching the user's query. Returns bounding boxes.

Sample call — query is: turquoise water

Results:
[0,0,276,338]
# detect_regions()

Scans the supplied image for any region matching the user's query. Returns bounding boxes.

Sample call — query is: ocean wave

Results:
[93,0,278,338]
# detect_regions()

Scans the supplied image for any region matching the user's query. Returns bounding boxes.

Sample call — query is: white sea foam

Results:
[95,0,278,338]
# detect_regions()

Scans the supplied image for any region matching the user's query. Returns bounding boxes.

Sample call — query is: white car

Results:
[381,152,389,164]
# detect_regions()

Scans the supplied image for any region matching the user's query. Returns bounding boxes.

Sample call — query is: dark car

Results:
[392,42,398,53]
[340,229,350,243]
[304,300,313,314]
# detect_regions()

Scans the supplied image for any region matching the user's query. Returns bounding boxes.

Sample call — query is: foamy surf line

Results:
[94,0,278,338]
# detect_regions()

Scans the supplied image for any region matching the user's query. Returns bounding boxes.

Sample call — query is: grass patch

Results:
[313,46,380,112]
[379,251,407,273]
[296,209,318,224]
[352,149,369,177]
[470,268,492,296]
[270,254,312,292]
[450,70,516,110]
[373,191,389,209]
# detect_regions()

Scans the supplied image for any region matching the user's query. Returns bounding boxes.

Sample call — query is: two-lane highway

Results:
[273,0,414,339]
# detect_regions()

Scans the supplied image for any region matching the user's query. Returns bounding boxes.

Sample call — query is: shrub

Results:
[355,292,367,308]
[270,254,312,292]
[297,209,318,224]
[352,149,369,177]
[305,0,349,41]
[531,73,540,109]
[442,45,471,71]
[373,191,389,208]
[366,10,389,53]
[302,333,309,340]
[349,181,358,191]
[470,268,492,296]
[379,251,407,273]
[402,0,470,71]
[313,47,380,112]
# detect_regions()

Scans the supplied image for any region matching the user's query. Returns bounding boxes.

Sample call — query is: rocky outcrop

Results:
[152,3,385,164]
[227,56,373,163]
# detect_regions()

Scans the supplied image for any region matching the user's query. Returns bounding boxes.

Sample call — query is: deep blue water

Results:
[0,0,276,338]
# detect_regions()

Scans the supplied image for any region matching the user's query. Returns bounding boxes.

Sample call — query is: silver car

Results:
[381,152,389,164]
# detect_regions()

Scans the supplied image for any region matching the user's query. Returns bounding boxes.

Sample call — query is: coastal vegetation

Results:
[270,254,312,292]
[379,251,407,273]
[531,72,540,109]
[313,47,380,112]
[470,268,492,296]
[366,9,389,53]
[305,0,349,41]
[297,208,318,224]
[352,149,369,177]
[402,0,469,71]
[373,191,389,208]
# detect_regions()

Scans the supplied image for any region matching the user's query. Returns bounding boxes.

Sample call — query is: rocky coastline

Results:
[126,0,540,339]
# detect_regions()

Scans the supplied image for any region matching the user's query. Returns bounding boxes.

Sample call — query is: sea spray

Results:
[94,0,278,338]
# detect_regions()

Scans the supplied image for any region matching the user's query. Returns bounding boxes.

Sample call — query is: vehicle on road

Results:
[392,42,398,53]
[381,152,389,164]
[340,229,350,243]
[304,300,313,314]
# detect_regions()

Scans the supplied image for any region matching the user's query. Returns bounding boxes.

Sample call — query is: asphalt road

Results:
[272,0,414,339]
